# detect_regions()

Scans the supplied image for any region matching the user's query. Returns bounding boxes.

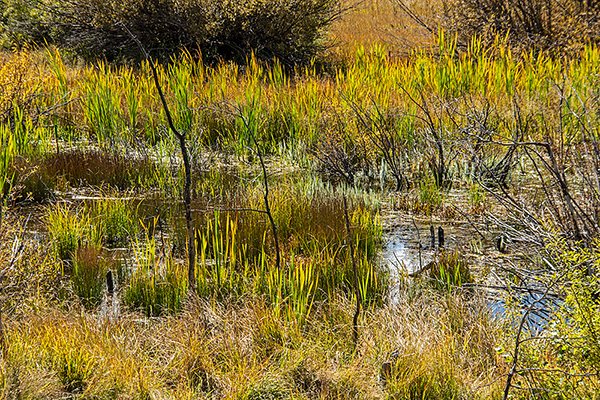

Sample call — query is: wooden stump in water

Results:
[496,235,507,253]
[106,270,114,296]
[430,225,435,249]
[380,349,400,384]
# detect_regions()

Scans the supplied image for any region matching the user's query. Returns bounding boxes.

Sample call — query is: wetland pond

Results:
[14,194,556,325]
[381,214,559,326]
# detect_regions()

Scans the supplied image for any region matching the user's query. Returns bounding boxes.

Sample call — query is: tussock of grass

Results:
[71,245,107,310]
[42,148,156,190]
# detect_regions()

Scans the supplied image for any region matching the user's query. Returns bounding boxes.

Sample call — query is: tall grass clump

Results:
[45,203,100,261]
[0,123,15,213]
[228,178,381,260]
[85,196,139,246]
[71,245,107,309]
[55,347,96,394]
[41,148,157,189]
[123,235,187,316]
[428,249,474,293]
[186,175,385,304]
[195,213,247,299]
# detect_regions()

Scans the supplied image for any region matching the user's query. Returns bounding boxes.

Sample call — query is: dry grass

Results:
[328,0,441,60]
[1,211,502,400]
[2,4,600,399]
[0,289,503,399]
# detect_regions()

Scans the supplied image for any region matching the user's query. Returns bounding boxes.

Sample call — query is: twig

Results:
[394,0,435,34]
[502,269,570,400]
[344,195,361,349]
[237,112,281,272]
[121,22,197,292]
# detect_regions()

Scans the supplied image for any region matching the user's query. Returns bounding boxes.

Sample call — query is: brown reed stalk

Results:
[343,195,360,349]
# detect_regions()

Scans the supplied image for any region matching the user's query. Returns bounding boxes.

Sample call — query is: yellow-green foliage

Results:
[71,245,108,310]
[428,249,474,292]
[0,44,47,121]
[84,196,139,246]
[45,203,101,261]
[3,38,600,170]
[123,234,188,317]
[493,232,600,398]
[189,175,385,305]
[2,25,600,400]
[0,123,15,194]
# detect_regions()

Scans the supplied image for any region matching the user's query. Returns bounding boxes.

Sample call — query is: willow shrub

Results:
[8,0,339,64]
[444,0,600,55]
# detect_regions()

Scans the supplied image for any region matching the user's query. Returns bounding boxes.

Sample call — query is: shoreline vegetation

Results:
[1,0,600,398]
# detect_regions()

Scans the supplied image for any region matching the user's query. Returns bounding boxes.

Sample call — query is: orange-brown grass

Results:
[1,289,503,399]
[11,147,158,201]
[328,0,441,60]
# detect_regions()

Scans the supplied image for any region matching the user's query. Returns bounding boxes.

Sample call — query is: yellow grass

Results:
[1,290,503,399]
[328,0,440,59]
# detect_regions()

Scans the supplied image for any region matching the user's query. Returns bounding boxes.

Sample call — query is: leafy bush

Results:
[8,0,340,64]
[444,0,600,55]
[0,44,42,121]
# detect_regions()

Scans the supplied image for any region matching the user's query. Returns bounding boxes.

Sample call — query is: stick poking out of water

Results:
[344,195,360,350]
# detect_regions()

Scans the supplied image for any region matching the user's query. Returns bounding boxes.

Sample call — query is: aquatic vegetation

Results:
[123,233,187,317]
[71,245,107,309]
[45,203,100,261]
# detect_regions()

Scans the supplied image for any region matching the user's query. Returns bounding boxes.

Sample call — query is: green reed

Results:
[195,212,248,298]
[71,245,107,309]
[45,203,101,261]
[84,196,139,247]
[123,230,187,316]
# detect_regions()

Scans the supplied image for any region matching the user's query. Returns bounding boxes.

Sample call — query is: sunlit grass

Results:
[0,288,504,399]
[45,202,101,261]
[3,34,599,162]
[2,15,600,399]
